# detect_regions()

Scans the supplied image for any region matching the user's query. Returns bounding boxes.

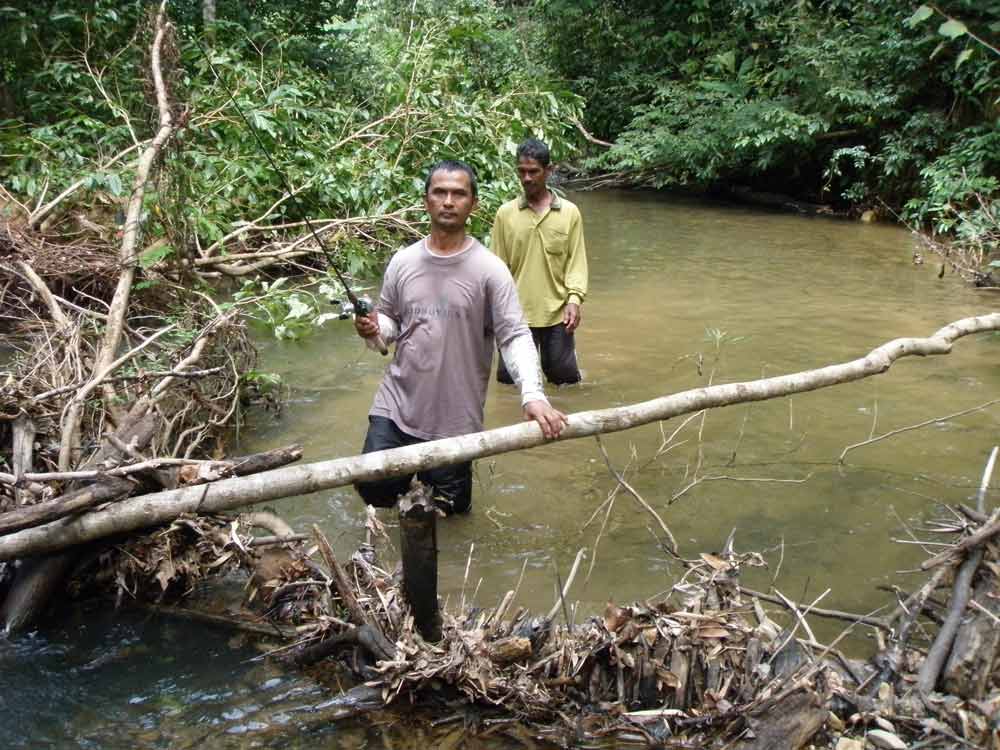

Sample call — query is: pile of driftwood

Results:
[43,452,997,750]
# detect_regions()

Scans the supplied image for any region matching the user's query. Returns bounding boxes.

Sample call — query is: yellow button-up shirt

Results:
[490,191,589,328]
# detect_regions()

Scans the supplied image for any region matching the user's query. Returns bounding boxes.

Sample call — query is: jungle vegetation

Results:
[1,0,997,279]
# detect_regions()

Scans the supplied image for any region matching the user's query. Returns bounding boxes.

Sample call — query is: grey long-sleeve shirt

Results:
[369,238,542,440]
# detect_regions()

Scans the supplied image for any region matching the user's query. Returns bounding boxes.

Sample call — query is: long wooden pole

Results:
[1,313,997,562]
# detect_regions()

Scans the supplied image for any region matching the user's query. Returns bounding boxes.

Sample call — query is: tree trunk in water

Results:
[398,482,442,642]
[0,553,76,635]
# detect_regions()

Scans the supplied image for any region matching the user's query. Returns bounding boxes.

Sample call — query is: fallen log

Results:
[143,444,304,490]
[0,477,134,535]
[1,313,997,561]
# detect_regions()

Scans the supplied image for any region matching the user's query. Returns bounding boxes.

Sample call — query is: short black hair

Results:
[516,138,550,167]
[424,159,478,197]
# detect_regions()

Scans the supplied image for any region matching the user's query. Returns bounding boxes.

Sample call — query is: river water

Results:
[4,190,997,748]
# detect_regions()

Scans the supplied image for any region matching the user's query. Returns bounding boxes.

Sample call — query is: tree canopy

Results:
[1,0,997,254]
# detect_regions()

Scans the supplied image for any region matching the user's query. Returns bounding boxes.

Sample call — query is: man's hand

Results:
[354,310,379,339]
[523,400,568,439]
[562,302,581,334]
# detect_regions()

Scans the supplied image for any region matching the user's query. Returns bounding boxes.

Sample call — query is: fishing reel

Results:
[335,294,375,320]
[331,293,388,355]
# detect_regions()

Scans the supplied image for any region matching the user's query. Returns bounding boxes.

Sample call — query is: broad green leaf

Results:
[284,296,312,320]
[938,19,967,39]
[955,48,973,68]
[905,5,934,27]
[106,173,123,196]
[139,244,173,269]
[718,50,736,73]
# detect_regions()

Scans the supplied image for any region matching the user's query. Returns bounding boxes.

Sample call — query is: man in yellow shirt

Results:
[491,138,588,385]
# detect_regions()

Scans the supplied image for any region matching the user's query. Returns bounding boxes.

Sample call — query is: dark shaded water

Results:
[4,191,997,748]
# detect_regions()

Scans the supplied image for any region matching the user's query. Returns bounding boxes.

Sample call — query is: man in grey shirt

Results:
[354,160,567,514]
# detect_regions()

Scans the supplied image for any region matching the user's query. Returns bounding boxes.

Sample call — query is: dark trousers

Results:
[354,416,472,514]
[497,323,581,386]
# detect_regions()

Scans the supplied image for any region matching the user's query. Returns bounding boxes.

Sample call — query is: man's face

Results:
[517,157,550,199]
[424,169,477,231]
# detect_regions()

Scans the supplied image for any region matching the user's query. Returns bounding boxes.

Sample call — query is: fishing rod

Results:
[193,38,388,355]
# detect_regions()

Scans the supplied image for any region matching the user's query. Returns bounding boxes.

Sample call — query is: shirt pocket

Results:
[541,227,568,255]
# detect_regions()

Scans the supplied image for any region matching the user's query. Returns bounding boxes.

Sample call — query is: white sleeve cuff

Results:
[499,332,546,404]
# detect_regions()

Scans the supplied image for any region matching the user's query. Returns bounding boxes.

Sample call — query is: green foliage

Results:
[531,0,998,238]
[1,0,580,276]
[229,276,346,340]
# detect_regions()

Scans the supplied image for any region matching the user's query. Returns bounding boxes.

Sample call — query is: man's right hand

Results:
[354,311,379,340]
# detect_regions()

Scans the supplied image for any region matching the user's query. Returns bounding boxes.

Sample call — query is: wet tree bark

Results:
[0,477,134,535]
[735,689,828,750]
[399,482,442,642]
[942,565,1000,699]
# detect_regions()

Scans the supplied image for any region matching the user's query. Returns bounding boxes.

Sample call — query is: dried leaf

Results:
[700,553,731,572]
[866,729,907,750]
[604,600,630,633]
[655,668,680,688]
[154,556,176,590]
[697,626,731,639]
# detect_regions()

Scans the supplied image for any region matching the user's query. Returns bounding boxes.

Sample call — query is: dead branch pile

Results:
[0,3,277,634]
[65,458,999,750]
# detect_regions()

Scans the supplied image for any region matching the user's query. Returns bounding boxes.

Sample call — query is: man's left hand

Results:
[563,303,581,334]
[523,400,568,439]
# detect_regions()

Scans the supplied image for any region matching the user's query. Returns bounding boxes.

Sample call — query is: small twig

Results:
[670,472,813,505]
[546,548,585,621]
[34,367,223,402]
[774,588,819,644]
[738,585,890,631]
[839,401,1000,463]
[770,537,785,585]
[595,435,678,553]
[460,542,475,613]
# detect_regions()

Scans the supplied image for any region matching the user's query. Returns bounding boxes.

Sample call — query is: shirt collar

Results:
[518,190,562,210]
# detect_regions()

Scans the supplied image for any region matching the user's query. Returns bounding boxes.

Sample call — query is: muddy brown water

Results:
[3,190,997,748]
